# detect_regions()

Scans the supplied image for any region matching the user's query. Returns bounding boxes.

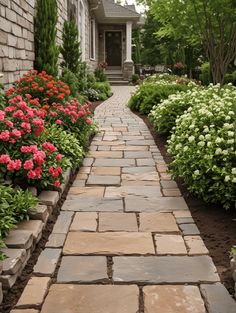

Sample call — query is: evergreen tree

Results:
[34,0,59,76]
[60,19,82,74]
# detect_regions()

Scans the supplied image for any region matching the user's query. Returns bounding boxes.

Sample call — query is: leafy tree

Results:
[142,0,236,84]
[34,0,59,76]
[60,19,82,74]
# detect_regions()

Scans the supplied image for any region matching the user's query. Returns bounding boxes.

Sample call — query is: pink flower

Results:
[85,118,92,125]
[5,106,16,112]
[0,154,11,164]
[21,122,31,133]
[33,150,46,166]
[55,119,62,125]
[0,110,5,121]
[17,100,28,111]
[49,111,58,117]
[5,120,14,128]
[32,118,44,126]
[42,142,57,153]
[27,169,37,179]
[0,130,10,141]
[54,180,60,188]
[7,159,21,171]
[24,159,34,170]
[34,167,42,178]
[21,145,38,153]
[56,154,62,162]
[11,129,22,139]
[13,110,25,119]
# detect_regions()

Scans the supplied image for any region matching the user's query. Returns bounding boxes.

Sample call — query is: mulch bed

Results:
[137,112,236,296]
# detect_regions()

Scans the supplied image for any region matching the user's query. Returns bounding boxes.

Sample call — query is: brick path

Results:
[12,86,236,313]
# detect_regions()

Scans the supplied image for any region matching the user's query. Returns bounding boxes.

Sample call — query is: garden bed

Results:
[136,112,236,296]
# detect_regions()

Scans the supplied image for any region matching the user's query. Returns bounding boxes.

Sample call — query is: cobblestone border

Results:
[0,167,73,304]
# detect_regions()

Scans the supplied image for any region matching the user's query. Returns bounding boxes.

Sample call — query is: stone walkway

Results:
[12,86,236,313]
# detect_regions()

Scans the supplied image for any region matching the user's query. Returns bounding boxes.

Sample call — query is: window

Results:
[90,19,96,60]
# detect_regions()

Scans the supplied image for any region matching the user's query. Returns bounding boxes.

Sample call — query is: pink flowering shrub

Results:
[0,95,69,188]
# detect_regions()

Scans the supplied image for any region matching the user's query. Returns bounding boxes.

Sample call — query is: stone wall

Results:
[0,0,85,86]
[0,0,35,86]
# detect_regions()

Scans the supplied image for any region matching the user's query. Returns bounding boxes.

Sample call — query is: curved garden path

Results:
[12,86,236,313]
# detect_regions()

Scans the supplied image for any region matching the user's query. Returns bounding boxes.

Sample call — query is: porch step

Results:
[105,70,128,85]
[109,80,129,86]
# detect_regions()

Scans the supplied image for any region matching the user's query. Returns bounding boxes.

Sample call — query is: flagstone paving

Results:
[12,86,236,313]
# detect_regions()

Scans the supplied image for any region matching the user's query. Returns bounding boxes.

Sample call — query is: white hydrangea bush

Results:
[167,84,236,209]
[149,84,200,134]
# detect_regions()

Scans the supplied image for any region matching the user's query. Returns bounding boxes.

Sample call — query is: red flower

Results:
[55,119,62,125]
[0,154,11,164]
[0,130,10,141]
[42,142,57,153]
[0,110,5,121]
[7,159,22,171]
[11,129,22,139]
[54,180,60,188]
[24,159,34,170]
[56,154,62,162]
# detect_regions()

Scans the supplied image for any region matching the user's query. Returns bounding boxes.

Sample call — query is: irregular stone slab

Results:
[34,249,61,276]
[70,212,97,231]
[29,205,49,223]
[185,236,209,255]
[113,256,219,283]
[41,284,139,313]
[57,256,108,283]
[5,230,33,249]
[125,197,189,212]
[94,158,135,167]
[46,233,66,248]
[124,151,152,158]
[68,187,105,197]
[143,285,206,313]
[160,180,178,189]
[173,210,192,218]
[62,197,123,212]
[155,234,187,255]
[10,309,39,313]
[121,180,159,186]
[139,213,179,232]
[87,175,121,186]
[176,217,195,224]
[91,167,120,176]
[122,172,159,182]
[38,190,59,206]
[99,213,138,232]
[82,158,94,166]
[122,166,156,174]
[78,167,91,174]
[111,145,149,151]
[137,158,155,166]
[16,220,44,243]
[2,248,27,275]
[88,151,123,158]
[52,212,73,234]
[93,140,126,146]
[180,223,200,235]
[122,135,145,140]
[105,186,162,198]
[200,284,236,313]
[15,277,51,308]
[63,232,155,255]
[128,140,155,146]
[163,189,182,196]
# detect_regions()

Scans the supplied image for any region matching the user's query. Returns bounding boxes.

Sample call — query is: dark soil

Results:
[137,112,236,296]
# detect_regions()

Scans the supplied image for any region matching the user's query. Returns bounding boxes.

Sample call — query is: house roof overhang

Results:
[88,0,143,26]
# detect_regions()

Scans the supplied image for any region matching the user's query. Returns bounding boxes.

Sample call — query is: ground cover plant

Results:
[167,84,236,209]
[128,74,195,114]
[0,185,38,260]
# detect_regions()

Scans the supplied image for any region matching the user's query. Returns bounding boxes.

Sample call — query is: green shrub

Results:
[60,68,79,97]
[140,83,190,115]
[94,81,112,100]
[149,84,201,134]
[131,74,139,85]
[167,84,236,209]
[0,185,38,259]
[224,71,236,85]
[46,125,84,166]
[94,68,107,82]
[199,62,211,85]
[128,83,156,112]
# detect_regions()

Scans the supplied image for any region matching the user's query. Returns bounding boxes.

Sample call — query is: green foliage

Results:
[93,81,112,99]
[94,68,107,82]
[149,85,200,134]
[46,125,84,166]
[167,84,236,209]
[230,246,236,258]
[131,74,140,85]
[128,74,193,114]
[199,62,211,85]
[60,19,81,74]
[34,0,59,76]
[0,185,38,259]
[0,84,6,109]
[60,68,79,97]
[224,71,236,86]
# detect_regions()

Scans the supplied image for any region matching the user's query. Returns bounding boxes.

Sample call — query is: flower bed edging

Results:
[0,167,73,303]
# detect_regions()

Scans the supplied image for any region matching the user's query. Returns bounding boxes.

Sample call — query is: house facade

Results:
[0,0,142,86]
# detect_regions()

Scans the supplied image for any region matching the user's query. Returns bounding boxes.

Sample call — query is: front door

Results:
[105,31,122,67]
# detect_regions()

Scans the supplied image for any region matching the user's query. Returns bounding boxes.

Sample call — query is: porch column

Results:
[125,21,132,62]
[123,21,134,80]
